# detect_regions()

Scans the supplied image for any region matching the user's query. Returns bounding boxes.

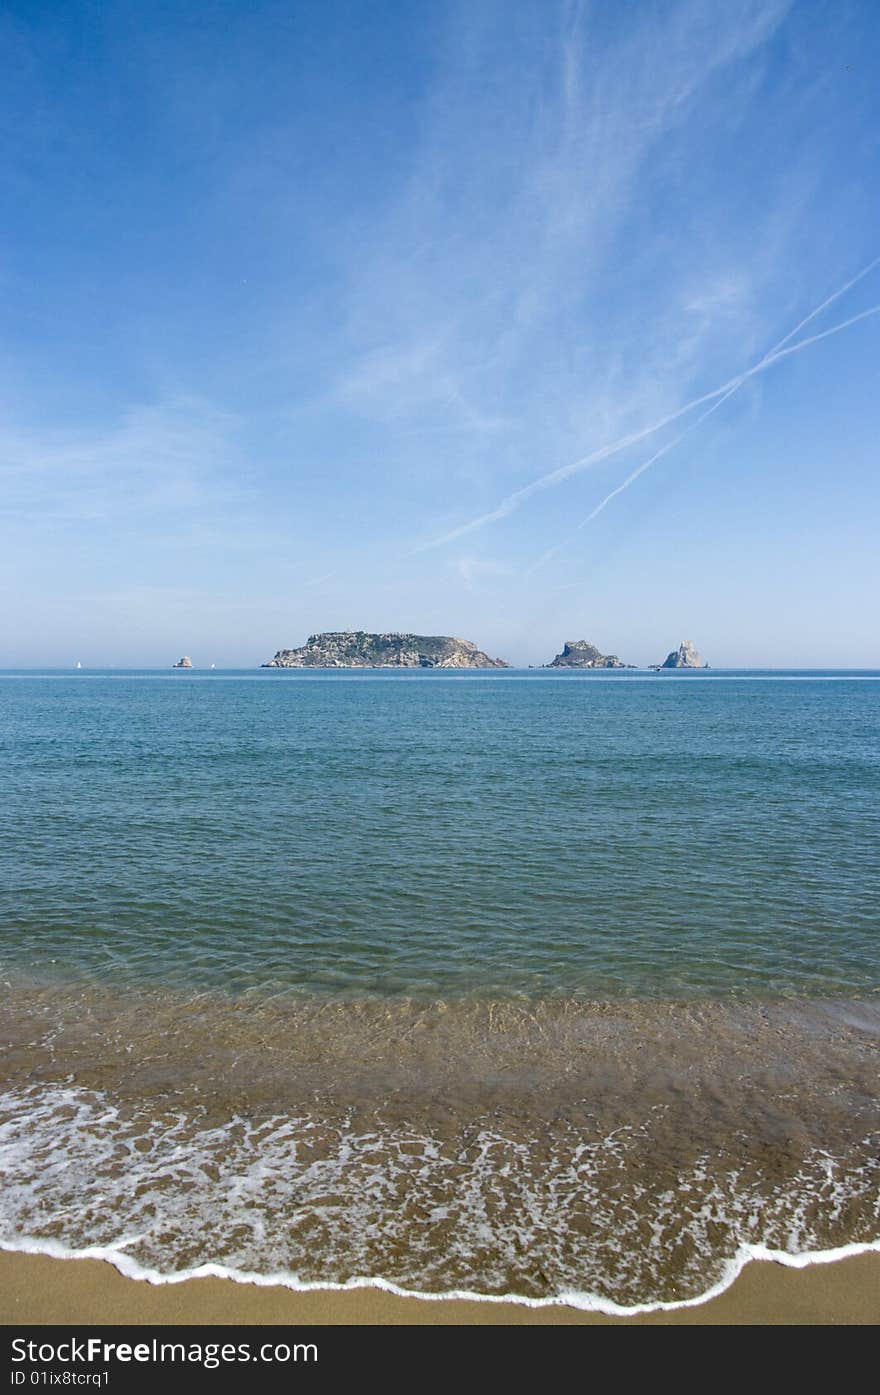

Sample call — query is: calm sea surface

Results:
[2,669,879,1308]
[1,668,879,998]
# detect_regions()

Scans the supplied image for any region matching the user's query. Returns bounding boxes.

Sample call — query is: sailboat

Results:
[75,661,82,670]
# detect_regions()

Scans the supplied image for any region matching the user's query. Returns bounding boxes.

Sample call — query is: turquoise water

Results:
[2,669,878,999]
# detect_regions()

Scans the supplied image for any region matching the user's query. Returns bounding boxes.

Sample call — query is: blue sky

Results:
[1,0,878,667]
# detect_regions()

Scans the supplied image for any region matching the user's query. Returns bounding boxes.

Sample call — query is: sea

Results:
[1,668,878,1312]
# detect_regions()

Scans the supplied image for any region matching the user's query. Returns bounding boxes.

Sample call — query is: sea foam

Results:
[2,1081,878,1311]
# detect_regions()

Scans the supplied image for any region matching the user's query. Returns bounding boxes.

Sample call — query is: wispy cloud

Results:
[0,397,245,527]
[326,0,794,466]
[333,336,508,435]
[426,256,880,559]
[451,555,512,590]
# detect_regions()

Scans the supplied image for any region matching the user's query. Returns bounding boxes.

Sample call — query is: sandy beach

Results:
[1,1251,878,1325]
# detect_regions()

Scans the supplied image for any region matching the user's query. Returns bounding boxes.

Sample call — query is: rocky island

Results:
[547,640,631,669]
[263,631,509,668]
[657,640,707,669]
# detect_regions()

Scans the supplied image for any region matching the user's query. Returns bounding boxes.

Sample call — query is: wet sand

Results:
[1,1250,879,1324]
[4,987,880,1308]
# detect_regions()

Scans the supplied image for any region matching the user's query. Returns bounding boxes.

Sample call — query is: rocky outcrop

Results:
[172,656,193,668]
[659,640,707,669]
[263,632,509,669]
[547,640,630,669]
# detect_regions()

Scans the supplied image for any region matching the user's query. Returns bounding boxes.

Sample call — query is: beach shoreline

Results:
[2,1250,879,1325]
[4,989,879,1310]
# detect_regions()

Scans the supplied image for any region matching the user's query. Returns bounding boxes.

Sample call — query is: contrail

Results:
[527,292,880,573]
[763,253,880,355]
[417,256,880,553]
[526,390,739,575]
[753,301,880,367]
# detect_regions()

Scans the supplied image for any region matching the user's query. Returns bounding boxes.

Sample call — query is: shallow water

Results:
[2,982,879,1306]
